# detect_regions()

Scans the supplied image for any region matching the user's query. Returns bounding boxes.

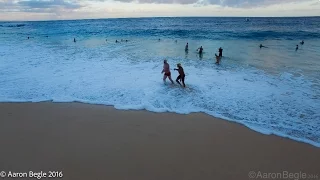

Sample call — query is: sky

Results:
[0,0,319,21]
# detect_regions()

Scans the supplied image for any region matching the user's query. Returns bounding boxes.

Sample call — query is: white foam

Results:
[0,38,319,148]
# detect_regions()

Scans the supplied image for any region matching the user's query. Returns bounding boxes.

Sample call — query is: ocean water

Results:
[0,17,319,147]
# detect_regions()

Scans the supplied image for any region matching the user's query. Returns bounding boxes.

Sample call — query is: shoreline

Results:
[2,101,319,148]
[0,102,319,180]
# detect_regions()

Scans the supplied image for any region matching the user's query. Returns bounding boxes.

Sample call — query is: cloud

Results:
[18,0,82,9]
[0,0,319,20]
[114,0,197,4]
[108,0,307,7]
[0,0,18,10]
[206,0,303,7]
[0,0,82,13]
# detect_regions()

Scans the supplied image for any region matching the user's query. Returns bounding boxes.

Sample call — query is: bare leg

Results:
[163,75,168,83]
[168,76,174,84]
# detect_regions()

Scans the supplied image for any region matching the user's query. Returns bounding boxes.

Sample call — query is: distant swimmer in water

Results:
[218,47,223,57]
[73,38,76,43]
[296,45,299,51]
[158,38,161,41]
[161,60,174,84]
[126,40,128,42]
[215,54,221,65]
[197,46,203,54]
[116,40,119,43]
[300,40,304,45]
[174,63,186,87]
[185,43,188,51]
[28,37,29,39]
[259,44,267,48]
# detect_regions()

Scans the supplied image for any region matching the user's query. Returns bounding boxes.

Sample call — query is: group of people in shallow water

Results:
[260,40,304,51]
[68,37,305,88]
[24,36,306,89]
[72,38,129,43]
[184,42,224,65]
[161,39,305,88]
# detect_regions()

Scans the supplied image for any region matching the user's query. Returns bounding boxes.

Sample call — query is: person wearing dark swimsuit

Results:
[174,63,186,87]
[218,47,223,57]
[197,46,203,54]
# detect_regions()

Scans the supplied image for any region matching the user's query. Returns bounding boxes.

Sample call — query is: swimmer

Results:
[161,60,174,84]
[259,44,268,48]
[185,43,188,51]
[73,38,76,42]
[174,63,186,87]
[300,40,304,45]
[197,46,203,54]
[296,45,299,51]
[218,47,223,57]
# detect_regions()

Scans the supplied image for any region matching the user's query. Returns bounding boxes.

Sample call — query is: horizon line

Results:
[1,15,319,22]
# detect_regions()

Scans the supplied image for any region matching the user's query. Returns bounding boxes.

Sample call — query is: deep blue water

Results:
[1,17,320,40]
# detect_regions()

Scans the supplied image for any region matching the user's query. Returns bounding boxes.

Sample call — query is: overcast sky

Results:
[0,0,319,21]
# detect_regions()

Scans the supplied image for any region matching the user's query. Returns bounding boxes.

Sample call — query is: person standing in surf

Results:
[215,54,221,65]
[161,60,174,84]
[185,43,189,51]
[174,63,186,87]
[218,47,223,57]
[197,46,203,54]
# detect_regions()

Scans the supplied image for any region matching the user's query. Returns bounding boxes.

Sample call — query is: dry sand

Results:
[0,102,319,180]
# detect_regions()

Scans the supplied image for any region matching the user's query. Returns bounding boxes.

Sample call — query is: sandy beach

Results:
[0,102,319,180]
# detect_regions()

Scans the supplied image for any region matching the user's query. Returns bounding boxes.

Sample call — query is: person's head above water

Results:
[177,63,181,67]
[164,60,167,64]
